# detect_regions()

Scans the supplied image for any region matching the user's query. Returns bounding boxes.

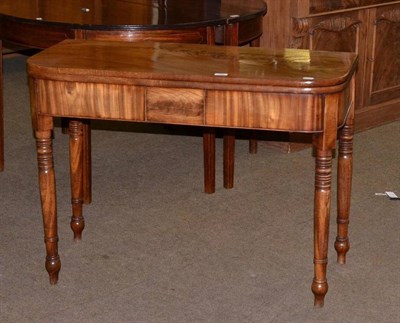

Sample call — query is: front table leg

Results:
[312,148,333,307]
[69,120,85,240]
[35,127,61,284]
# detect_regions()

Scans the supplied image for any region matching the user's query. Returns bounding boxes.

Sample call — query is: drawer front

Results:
[146,88,205,125]
[206,91,324,132]
[36,80,145,121]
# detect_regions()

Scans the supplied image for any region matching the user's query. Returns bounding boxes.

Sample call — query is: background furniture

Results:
[28,39,357,307]
[260,0,400,151]
[0,0,267,173]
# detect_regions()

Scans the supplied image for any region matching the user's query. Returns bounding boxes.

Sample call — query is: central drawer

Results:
[146,87,205,125]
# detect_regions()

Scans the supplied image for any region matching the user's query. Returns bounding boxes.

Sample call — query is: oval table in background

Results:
[0,0,267,195]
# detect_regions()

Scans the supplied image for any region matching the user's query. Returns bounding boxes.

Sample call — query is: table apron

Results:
[33,79,351,132]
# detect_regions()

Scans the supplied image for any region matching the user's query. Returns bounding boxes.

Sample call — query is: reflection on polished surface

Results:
[30,41,354,88]
[0,0,267,28]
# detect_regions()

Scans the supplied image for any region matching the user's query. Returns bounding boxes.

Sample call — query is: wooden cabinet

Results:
[261,0,400,132]
[366,5,400,107]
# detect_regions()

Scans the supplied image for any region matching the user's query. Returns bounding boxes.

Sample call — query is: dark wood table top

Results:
[0,0,267,29]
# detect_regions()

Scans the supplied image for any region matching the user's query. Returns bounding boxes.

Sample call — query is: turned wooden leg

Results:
[69,120,85,241]
[0,41,4,172]
[311,148,333,307]
[335,124,353,264]
[35,126,61,284]
[63,118,91,204]
[82,120,92,204]
[223,130,235,189]
[203,128,216,194]
[335,83,355,264]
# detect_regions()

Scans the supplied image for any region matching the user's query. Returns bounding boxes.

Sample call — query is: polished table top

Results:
[28,40,358,133]
[0,0,267,29]
[28,40,357,91]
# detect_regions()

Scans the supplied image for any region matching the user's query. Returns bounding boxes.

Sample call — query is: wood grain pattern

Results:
[146,88,204,125]
[36,80,145,121]
[261,0,400,133]
[206,91,324,131]
[27,41,356,92]
[368,5,400,104]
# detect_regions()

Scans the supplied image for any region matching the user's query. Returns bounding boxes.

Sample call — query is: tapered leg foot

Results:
[70,215,85,241]
[46,254,61,284]
[335,237,350,265]
[312,279,328,307]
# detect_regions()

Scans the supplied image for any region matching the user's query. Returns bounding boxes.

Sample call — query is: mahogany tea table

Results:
[27,40,358,307]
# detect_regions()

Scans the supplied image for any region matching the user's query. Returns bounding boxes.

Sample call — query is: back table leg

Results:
[223,130,235,189]
[335,78,355,264]
[69,120,85,241]
[203,127,216,194]
[335,123,353,264]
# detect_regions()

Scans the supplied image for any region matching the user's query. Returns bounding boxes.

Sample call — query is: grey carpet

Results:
[0,55,399,323]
